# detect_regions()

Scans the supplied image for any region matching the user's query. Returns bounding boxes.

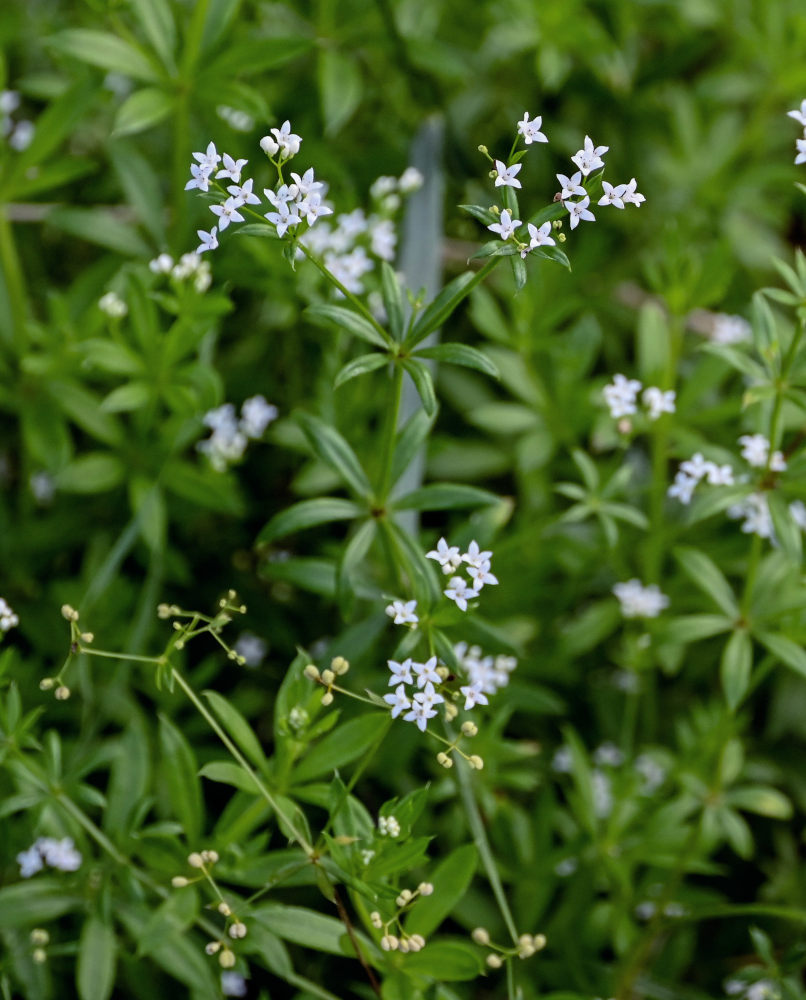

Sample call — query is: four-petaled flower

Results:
[196,227,219,254]
[211,197,245,230]
[426,537,462,574]
[468,561,498,590]
[445,576,474,612]
[566,196,595,230]
[387,658,414,686]
[227,178,260,205]
[571,136,609,176]
[796,138,806,166]
[384,684,411,719]
[385,599,418,626]
[462,541,492,568]
[404,683,445,732]
[412,656,440,688]
[216,153,248,183]
[517,112,548,145]
[527,221,555,250]
[788,99,806,127]
[556,171,586,200]
[598,181,625,209]
[621,177,645,206]
[488,209,521,240]
[494,159,522,188]
[265,202,301,237]
[460,681,488,710]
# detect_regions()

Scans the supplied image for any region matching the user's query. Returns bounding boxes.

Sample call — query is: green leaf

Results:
[756,631,806,680]
[304,303,389,349]
[334,352,390,388]
[402,359,437,416]
[158,715,203,842]
[386,520,441,606]
[46,206,151,257]
[101,382,151,413]
[48,29,161,83]
[406,845,477,937]
[658,614,733,644]
[128,0,177,69]
[511,253,528,290]
[198,760,257,794]
[459,203,496,225]
[380,262,404,340]
[208,36,312,76]
[0,879,81,928]
[113,86,174,137]
[77,918,117,1000]
[391,409,435,486]
[408,271,477,346]
[318,48,362,135]
[292,713,390,784]
[203,690,267,770]
[253,903,375,958]
[296,411,373,499]
[232,222,279,239]
[726,785,792,819]
[336,518,377,616]
[391,483,500,512]
[675,547,738,616]
[258,497,364,544]
[768,492,802,563]
[720,630,752,710]
[54,453,125,494]
[109,140,165,244]
[414,343,499,378]
[530,243,571,270]
[399,938,484,981]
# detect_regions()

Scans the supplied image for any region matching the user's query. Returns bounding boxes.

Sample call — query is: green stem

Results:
[376,365,404,502]
[0,205,27,349]
[171,667,315,856]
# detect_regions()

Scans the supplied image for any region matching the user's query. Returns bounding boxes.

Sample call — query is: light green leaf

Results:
[77,917,117,1000]
[296,412,373,499]
[54,453,125,494]
[726,785,792,819]
[318,48,362,135]
[399,938,484,981]
[48,29,161,83]
[158,715,203,842]
[334,352,390,388]
[0,879,81,928]
[720,630,752,711]
[391,483,500,512]
[203,690,267,770]
[198,760,258,794]
[304,303,389,349]
[113,86,174,137]
[756,631,806,680]
[253,903,375,958]
[402,359,437,416]
[292,713,390,784]
[258,497,364,544]
[406,845,477,937]
[408,271,477,346]
[128,0,177,69]
[380,262,404,340]
[675,547,738,616]
[414,343,499,378]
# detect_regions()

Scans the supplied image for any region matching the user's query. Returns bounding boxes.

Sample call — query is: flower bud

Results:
[157,603,172,618]
[472,927,490,945]
[321,668,335,685]
[171,876,189,888]
[32,948,47,964]
[205,941,221,955]
[410,934,425,951]
[444,702,458,721]
[417,882,433,896]
[468,755,484,770]
[321,691,334,706]
[533,933,546,950]
[398,937,410,953]
[218,902,231,916]
[518,934,533,948]
[202,850,219,864]
[486,953,503,969]
[228,922,247,939]
[219,948,236,968]
[61,604,79,621]
[30,929,49,945]
[478,144,488,154]
[39,678,55,690]
[436,666,449,680]
[260,135,279,156]
[370,911,382,928]
[54,686,71,701]
[80,632,94,643]
[303,663,320,681]
[461,721,478,737]
[380,934,399,951]
[331,656,349,675]
[188,852,204,868]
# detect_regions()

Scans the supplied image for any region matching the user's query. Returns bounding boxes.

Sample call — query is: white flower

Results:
[728,493,774,539]
[412,656,440,688]
[398,166,424,192]
[192,141,221,174]
[444,576,474,611]
[635,754,666,794]
[704,462,734,486]
[215,153,248,182]
[603,373,642,418]
[378,814,400,837]
[593,741,624,766]
[796,138,806,166]
[556,171,586,200]
[517,112,548,144]
[324,246,373,294]
[0,90,20,114]
[10,121,34,151]
[149,253,174,274]
[621,177,645,206]
[211,197,245,231]
[227,177,260,205]
[566,196,595,230]
[370,175,397,199]
[221,972,248,998]
[788,99,806,127]
[493,160,522,189]
[592,769,613,817]
[17,845,44,878]
[426,537,462,573]
[239,395,277,438]
[260,134,279,156]
[337,208,368,239]
[297,194,333,226]
[461,541,492,568]
[526,221,555,253]
[680,452,710,480]
[488,209,521,240]
[267,120,302,158]
[290,168,325,198]
[790,500,806,531]
[387,658,414,686]
[667,471,697,505]
[404,683,444,732]
[98,291,127,318]
[551,746,573,772]
[571,135,609,176]
[738,434,772,468]
[598,181,626,209]
[613,579,669,618]
[265,201,301,237]
[711,313,751,344]
[642,386,676,420]
[37,837,82,872]
[234,632,266,667]
[368,217,396,259]
[459,681,488,710]
[196,226,219,254]
[467,561,498,590]
[385,599,418,626]
[384,683,412,719]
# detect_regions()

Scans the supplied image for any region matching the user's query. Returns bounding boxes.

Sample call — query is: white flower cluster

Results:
[725,978,779,1000]
[668,435,784,511]
[426,538,498,611]
[613,579,669,618]
[0,597,18,632]
[377,814,401,837]
[1,90,34,151]
[17,837,82,877]
[788,99,806,165]
[383,656,445,732]
[98,291,127,319]
[688,309,752,345]
[197,396,277,471]
[668,451,735,505]
[300,167,423,294]
[603,374,676,421]
[727,493,774,540]
[149,252,212,293]
[454,641,517,704]
[221,972,248,998]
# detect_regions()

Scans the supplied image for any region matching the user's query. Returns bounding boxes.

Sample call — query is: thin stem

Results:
[171,667,314,856]
[0,205,27,348]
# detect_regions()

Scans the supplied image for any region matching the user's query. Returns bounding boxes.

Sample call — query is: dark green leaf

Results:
[409,271,478,346]
[158,715,203,842]
[414,343,499,378]
[406,845,477,937]
[292,713,390,784]
[296,412,373,499]
[258,497,364,544]
[334,352,389,388]
[77,918,117,1000]
[304,303,389,349]
[48,30,161,82]
[399,938,484,981]
[402,359,437,416]
[203,690,267,770]
[380,262,404,340]
[675,547,738,616]
[198,760,258,794]
[720,630,752,710]
[391,483,500,512]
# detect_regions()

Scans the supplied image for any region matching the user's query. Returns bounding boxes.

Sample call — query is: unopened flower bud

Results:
[172,876,190,888]
[55,686,71,701]
[478,144,488,154]
[558,231,566,242]
[436,666,449,680]
[472,927,490,945]
[410,934,425,951]
[370,911,383,928]
[468,755,484,770]
[518,934,533,948]
[398,937,410,953]
[417,882,433,896]
[228,922,247,939]
[303,664,320,681]
[533,933,546,950]
[61,604,79,621]
[321,691,334,706]
[39,678,55,690]
[321,668,335,686]
[331,656,349,675]
[80,632,94,643]
[380,934,399,951]
[202,850,219,864]
[444,702,458,721]
[461,721,478,737]
[188,852,204,868]
[157,603,172,618]
[30,929,49,945]
[219,948,236,968]
[518,944,535,958]
[32,948,47,964]
[486,953,503,968]
[436,751,451,768]
[260,135,279,156]
[218,902,231,916]
[205,941,221,955]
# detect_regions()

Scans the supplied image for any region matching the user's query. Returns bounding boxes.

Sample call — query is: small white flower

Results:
[592,769,613,817]
[621,177,645,206]
[239,395,277,438]
[387,658,414,686]
[418,680,445,709]
[527,221,555,250]
[38,837,82,872]
[680,452,710,480]
[603,373,642,418]
[98,291,127,318]
[398,166,424,192]
[233,632,266,667]
[383,684,412,719]
[221,972,248,998]
[556,171,587,200]
[210,197,245,231]
[196,226,219,254]
[264,201,301,237]
[738,434,771,468]
[711,313,751,344]
[215,153,248,183]
[269,119,302,158]
[385,599,418,626]
[412,656,440,688]
[227,177,260,205]
[0,90,20,114]
[517,112,548,145]
[593,741,624,766]
[642,386,676,420]
[598,181,626,209]
[461,541,492,568]
[426,537,462,573]
[404,684,444,732]
[467,561,498,591]
[704,462,734,486]
[551,746,573,772]
[149,253,174,274]
[459,681,488,710]
[17,846,44,878]
[444,576,474,612]
[796,138,806,166]
[290,168,325,198]
[667,471,697,505]
[493,159,522,189]
[566,196,595,230]
[790,500,806,531]
[571,136,609,176]
[10,120,34,151]
[487,208,521,240]
[264,184,298,207]
[787,99,806,127]
[613,579,669,618]
[260,134,279,156]
[192,141,221,174]
[298,192,334,226]
[728,493,774,539]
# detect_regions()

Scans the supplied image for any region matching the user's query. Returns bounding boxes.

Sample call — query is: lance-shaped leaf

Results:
[391,483,500,512]
[721,630,752,710]
[402,359,437,416]
[258,497,364,544]
[756,631,806,680]
[296,412,373,499]
[336,518,377,617]
[334,351,389,388]
[414,343,499,378]
[675,547,738,617]
[304,303,390,349]
[407,271,479,347]
[391,409,435,486]
[48,30,162,83]
[380,261,405,340]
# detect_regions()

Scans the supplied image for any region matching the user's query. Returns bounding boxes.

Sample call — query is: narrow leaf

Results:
[414,343,499,378]
[258,497,364,544]
[305,303,389,349]
[391,483,500,512]
[675,547,738,616]
[334,352,389,388]
[402,359,437,416]
[409,271,478,346]
[296,411,373,499]
[720,630,752,710]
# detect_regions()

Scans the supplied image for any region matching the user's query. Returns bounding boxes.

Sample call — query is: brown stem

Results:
[331,882,381,997]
